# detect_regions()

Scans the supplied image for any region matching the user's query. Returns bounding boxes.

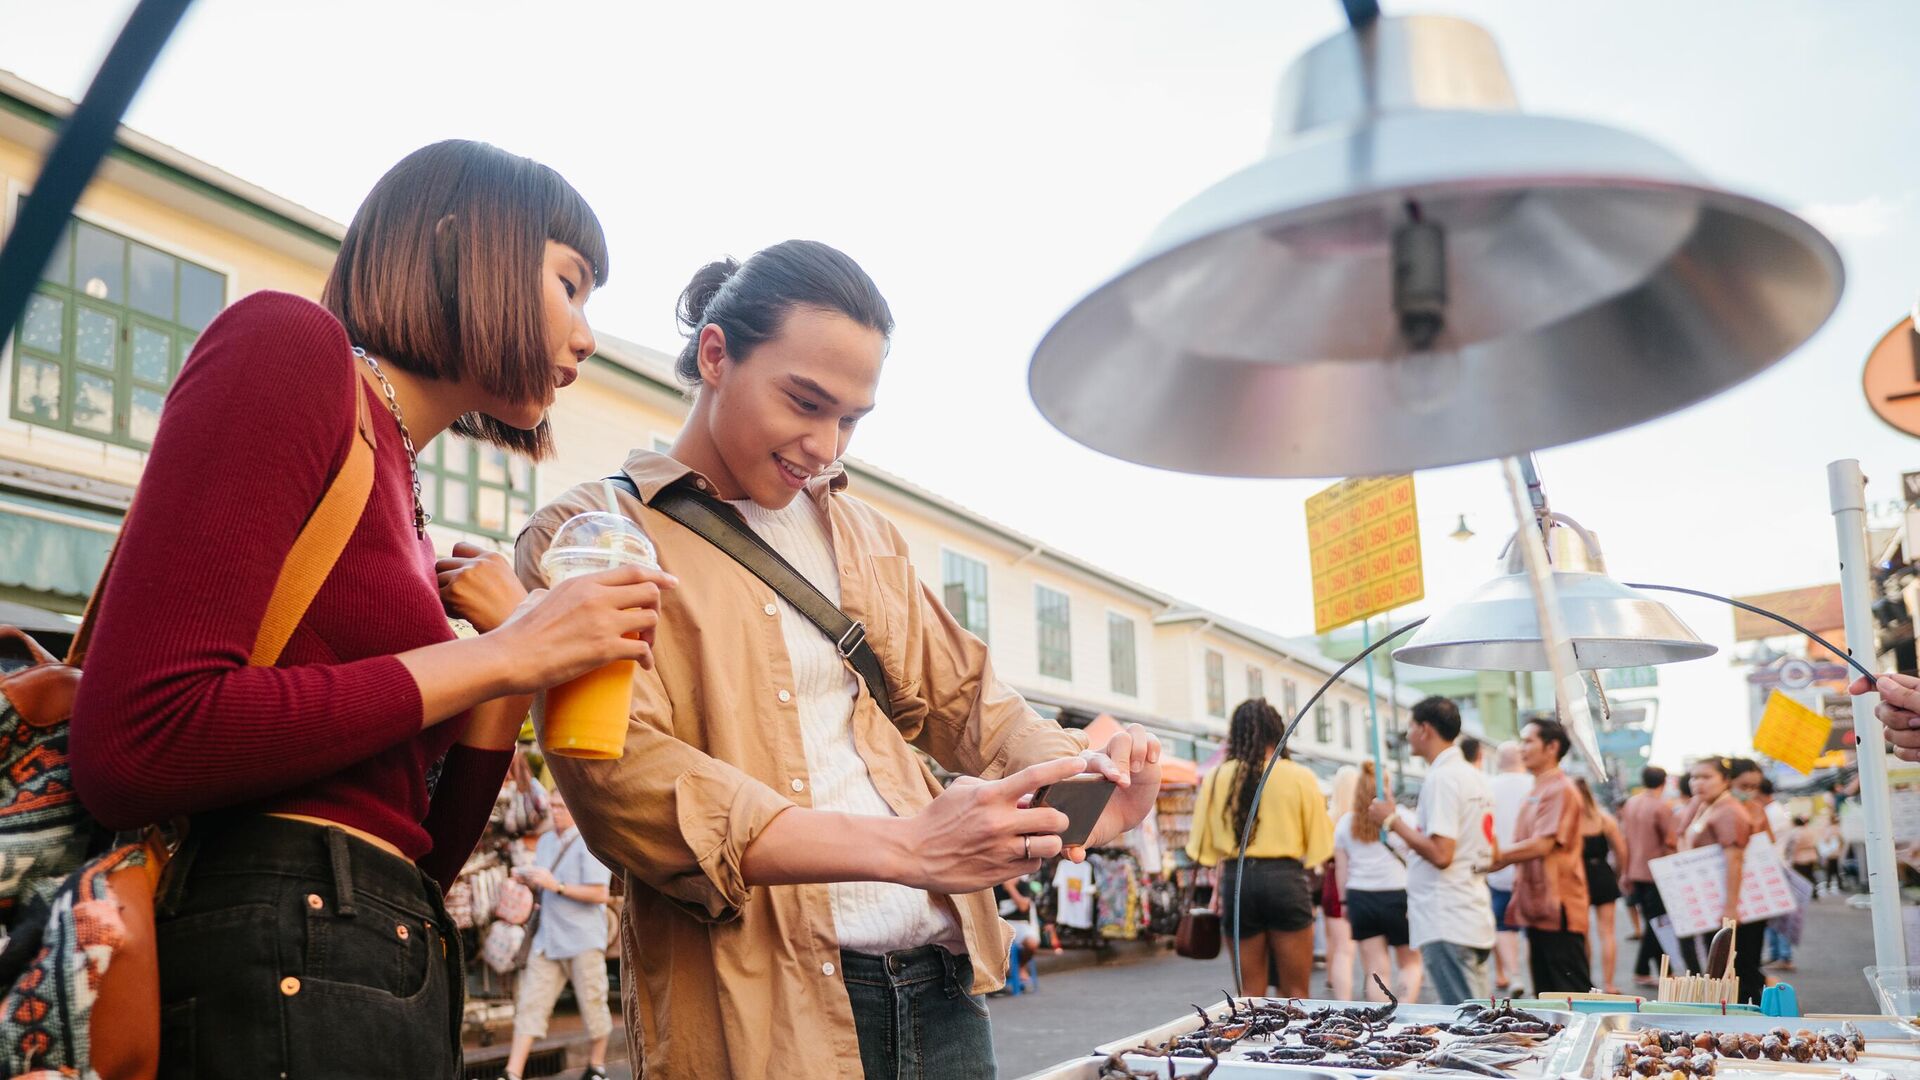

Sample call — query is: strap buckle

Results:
[836,620,867,658]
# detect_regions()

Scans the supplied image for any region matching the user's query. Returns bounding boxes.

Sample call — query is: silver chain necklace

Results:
[353,346,431,538]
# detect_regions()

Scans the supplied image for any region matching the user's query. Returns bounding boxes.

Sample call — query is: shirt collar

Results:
[1431,745,1463,769]
[619,449,849,508]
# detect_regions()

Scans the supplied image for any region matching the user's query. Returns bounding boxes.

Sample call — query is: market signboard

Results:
[1754,690,1833,774]
[1306,475,1424,634]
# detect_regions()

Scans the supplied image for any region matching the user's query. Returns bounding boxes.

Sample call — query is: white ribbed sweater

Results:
[729,496,961,954]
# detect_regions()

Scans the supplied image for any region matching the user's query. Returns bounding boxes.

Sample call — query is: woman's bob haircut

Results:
[322,139,608,458]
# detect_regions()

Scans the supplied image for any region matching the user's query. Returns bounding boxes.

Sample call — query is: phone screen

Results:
[1031,776,1118,847]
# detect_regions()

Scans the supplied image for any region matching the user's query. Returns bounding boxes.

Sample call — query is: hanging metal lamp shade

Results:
[1027,15,1843,478]
[1392,513,1715,671]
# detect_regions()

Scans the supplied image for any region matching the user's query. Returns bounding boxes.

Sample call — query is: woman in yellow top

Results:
[1187,698,1335,997]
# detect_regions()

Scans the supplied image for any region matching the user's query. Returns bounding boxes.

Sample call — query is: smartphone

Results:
[1030,775,1118,848]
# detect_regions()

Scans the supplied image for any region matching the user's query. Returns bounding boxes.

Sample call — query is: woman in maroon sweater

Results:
[69,141,669,1079]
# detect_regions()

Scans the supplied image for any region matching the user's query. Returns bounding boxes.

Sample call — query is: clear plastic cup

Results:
[538,511,658,759]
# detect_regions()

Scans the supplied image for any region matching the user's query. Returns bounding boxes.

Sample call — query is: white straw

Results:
[603,478,622,516]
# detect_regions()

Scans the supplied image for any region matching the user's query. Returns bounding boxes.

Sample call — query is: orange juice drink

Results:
[538,509,658,760]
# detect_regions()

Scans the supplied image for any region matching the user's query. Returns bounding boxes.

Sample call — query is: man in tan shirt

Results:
[517,242,1161,1079]
[1488,718,1590,994]
[1620,765,1677,988]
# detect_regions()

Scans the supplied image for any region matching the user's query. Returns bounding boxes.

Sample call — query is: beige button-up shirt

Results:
[515,450,1088,1079]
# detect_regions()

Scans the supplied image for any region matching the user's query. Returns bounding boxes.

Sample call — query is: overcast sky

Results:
[6,0,1918,768]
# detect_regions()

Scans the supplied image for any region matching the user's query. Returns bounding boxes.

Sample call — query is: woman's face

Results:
[1690,763,1728,801]
[483,240,597,429]
[701,307,884,508]
[1731,770,1762,802]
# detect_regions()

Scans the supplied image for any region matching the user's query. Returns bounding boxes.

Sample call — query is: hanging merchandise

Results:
[1094,853,1142,940]
[498,749,550,838]
[480,920,527,976]
[1052,858,1096,930]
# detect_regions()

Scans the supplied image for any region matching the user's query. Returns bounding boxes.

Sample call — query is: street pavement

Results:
[583,892,1879,1080]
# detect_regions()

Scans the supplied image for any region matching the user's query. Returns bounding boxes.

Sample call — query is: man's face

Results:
[1407,720,1432,760]
[1518,725,1552,774]
[550,796,574,832]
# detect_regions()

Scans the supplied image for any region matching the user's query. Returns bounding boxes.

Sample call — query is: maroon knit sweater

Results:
[70,291,511,889]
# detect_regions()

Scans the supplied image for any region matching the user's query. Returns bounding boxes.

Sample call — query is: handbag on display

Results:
[480,920,527,975]
[493,876,536,926]
[1173,869,1221,960]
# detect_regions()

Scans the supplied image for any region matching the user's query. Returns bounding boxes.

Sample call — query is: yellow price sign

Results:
[1306,475,1424,634]
[1753,690,1834,775]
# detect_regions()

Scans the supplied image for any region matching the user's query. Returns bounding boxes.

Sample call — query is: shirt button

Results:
[791,778,805,793]
[822,962,836,976]
[395,923,410,941]
[306,893,323,910]
[764,603,778,616]
[778,689,792,703]
[280,976,301,996]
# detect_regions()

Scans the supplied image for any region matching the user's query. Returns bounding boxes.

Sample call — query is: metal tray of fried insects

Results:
[1016,1054,1366,1080]
[1569,1013,1920,1080]
[1087,985,1590,1078]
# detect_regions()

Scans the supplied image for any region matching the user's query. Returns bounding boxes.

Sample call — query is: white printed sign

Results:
[1648,836,1798,937]
[1891,788,1920,843]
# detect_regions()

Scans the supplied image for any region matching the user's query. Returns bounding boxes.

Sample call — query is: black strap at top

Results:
[605,475,896,720]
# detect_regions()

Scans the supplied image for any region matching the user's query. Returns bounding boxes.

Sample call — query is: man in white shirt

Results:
[1367,697,1497,1004]
[1487,740,1533,996]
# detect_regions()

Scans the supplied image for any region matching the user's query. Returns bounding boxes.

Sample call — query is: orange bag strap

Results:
[247,374,379,666]
[67,362,380,669]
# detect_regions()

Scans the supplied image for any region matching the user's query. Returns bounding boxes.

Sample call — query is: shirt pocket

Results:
[864,554,920,698]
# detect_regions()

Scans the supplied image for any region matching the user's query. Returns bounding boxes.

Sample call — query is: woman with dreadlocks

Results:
[1186,698,1334,996]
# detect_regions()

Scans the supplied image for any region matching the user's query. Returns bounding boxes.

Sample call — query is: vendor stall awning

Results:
[0,491,119,601]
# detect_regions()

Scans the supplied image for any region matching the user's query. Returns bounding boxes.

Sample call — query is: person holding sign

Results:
[1681,757,1764,1004]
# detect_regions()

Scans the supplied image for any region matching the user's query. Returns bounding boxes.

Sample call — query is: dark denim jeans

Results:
[154,814,463,1080]
[842,945,996,1080]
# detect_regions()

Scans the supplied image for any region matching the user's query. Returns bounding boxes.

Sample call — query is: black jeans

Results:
[154,814,463,1080]
[1629,880,1667,977]
[842,946,995,1079]
[1526,927,1592,994]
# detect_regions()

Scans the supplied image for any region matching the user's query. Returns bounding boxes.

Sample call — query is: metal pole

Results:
[1388,631,1403,773]
[1365,616,1387,797]
[1500,456,1607,778]
[1829,459,1906,972]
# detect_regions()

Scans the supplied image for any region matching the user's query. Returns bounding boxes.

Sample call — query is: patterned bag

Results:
[480,919,527,975]
[492,876,535,926]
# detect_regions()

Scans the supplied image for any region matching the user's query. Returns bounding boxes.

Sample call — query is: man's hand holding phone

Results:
[1063,722,1163,860]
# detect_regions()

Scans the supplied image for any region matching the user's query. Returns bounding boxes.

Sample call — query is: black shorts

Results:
[1345,888,1411,946]
[1219,858,1314,935]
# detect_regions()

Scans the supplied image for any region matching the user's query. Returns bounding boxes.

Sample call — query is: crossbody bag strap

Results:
[608,474,896,720]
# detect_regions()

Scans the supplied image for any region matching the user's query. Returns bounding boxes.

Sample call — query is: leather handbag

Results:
[1173,869,1221,960]
[0,361,378,1079]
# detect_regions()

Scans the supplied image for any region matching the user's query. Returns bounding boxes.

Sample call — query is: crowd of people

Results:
[1179,694,1855,1008]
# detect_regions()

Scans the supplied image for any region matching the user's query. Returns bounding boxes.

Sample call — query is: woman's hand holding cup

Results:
[495,563,678,693]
